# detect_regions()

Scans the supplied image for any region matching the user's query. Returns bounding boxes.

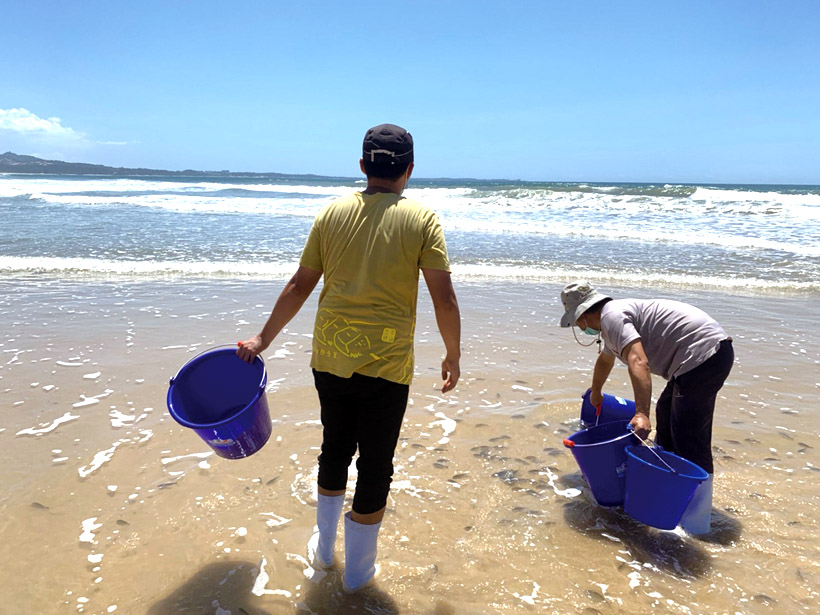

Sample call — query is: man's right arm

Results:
[590,352,616,407]
[421,268,461,393]
[237,266,322,362]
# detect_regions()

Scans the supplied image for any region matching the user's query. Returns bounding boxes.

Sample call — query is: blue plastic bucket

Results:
[167,347,272,459]
[623,445,708,529]
[580,389,636,426]
[563,420,640,506]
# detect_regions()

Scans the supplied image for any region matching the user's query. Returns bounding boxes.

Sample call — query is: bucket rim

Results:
[166,346,268,430]
[624,445,708,481]
[565,420,636,449]
[169,345,266,386]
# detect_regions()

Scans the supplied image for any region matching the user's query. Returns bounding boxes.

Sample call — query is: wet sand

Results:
[1,277,818,614]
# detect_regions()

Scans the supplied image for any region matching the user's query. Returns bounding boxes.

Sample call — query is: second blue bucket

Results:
[623,445,708,529]
[580,389,636,425]
[563,420,640,506]
[167,346,272,459]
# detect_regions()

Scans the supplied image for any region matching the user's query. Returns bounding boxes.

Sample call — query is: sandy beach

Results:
[1,277,818,615]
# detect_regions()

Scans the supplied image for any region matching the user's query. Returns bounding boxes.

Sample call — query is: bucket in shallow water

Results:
[580,389,636,425]
[167,346,272,459]
[623,445,708,529]
[563,420,640,506]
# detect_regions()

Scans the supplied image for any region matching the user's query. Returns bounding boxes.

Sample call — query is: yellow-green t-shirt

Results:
[299,191,450,384]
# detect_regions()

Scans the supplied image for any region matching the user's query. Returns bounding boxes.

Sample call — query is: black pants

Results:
[655,339,734,474]
[313,369,409,515]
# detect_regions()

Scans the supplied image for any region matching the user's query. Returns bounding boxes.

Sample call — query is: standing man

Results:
[238,124,461,591]
[559,281,733,534]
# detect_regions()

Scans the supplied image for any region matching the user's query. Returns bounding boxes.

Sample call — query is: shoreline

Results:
[3,271,819,307]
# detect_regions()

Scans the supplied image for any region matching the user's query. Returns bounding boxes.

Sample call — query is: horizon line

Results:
[1,151,819,188]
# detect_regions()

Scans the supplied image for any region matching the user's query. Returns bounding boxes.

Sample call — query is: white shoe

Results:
[310,493,344,568]
[679,473,713,535]
[343,512,381,592]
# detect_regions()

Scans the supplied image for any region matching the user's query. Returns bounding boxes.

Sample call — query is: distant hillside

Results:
[0,151,320,179]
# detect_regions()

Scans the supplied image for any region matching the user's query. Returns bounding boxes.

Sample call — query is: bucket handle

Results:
[627,424,678,474]
[168,343,267,388]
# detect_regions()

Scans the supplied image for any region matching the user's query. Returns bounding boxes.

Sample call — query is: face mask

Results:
[579,316,599,336]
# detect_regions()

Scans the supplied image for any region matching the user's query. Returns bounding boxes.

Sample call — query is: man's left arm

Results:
[623,339,652,438]
[421,267,461,393]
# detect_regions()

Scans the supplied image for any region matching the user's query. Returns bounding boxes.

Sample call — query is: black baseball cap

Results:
[362,124,413,165]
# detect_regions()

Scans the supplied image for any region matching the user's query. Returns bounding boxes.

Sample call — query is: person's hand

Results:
[589,389,604,411]
[629,413,652,440]
[237,335,267,363]
[440,355,460,393]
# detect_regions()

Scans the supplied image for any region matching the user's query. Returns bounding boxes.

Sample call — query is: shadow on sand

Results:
[559,471,743,579]
[687,507,743,546]
[146,560,274,615]
[297,566,400,615]
[146,559,401,615]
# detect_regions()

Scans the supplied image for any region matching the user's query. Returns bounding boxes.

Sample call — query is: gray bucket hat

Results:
[559,281,611,327]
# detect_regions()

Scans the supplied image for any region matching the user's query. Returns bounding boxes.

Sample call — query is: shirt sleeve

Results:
[602,312,640,357]
[299,216,324,272]
[418,211,450,271]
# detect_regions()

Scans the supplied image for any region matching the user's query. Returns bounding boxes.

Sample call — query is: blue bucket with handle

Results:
[623,445,708,529]
[563,420,640,506]
[580,389,636,426]
[167,346,272,459]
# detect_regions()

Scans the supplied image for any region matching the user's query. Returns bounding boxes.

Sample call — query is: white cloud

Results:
[0,107,84,140]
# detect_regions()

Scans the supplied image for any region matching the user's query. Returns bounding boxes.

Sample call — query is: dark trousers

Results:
[313,369,409,515]
[655,339,734,474]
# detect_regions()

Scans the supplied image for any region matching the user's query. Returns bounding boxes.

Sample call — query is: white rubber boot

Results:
[679,473,713,535]
[343,512,381,592]
[308,493,345,568]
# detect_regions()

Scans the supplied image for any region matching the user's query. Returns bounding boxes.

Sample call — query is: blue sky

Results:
[1,1,818,183]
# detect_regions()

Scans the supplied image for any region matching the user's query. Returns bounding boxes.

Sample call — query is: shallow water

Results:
[3,175,819,293]
[0,279,818,614]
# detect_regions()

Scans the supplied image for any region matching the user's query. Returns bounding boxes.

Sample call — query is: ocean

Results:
[2,174,819,293]
[1,173,818,614]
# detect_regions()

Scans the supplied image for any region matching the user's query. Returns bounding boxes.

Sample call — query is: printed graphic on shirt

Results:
[314,309,383,361]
